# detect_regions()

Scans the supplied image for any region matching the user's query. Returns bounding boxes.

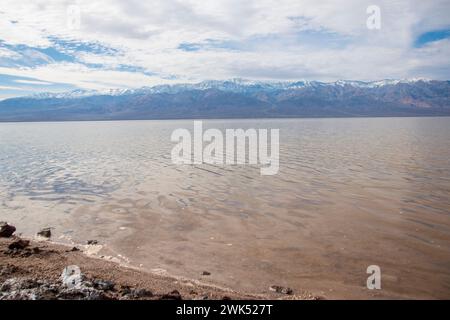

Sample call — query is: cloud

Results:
[0,0,449,98]
[0,73,75,100]
[14,79,54,85]
[0,63,172,91]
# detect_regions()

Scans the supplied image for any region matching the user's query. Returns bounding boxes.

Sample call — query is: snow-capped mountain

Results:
[26,78,433,99]
[29,88,138,99]
[1,79,448,121]
[26,79,320,99]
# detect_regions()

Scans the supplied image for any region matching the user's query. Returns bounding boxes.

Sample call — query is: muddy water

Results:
[1,117,449,299]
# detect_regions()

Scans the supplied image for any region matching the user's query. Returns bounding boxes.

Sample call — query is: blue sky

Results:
[414,29,450,47]
[1,0,450,100]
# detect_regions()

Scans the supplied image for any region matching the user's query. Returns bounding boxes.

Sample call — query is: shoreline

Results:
[0,227,317,300]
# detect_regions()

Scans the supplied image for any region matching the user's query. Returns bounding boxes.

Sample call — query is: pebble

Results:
[93,279,115,291]
[8,239,30,250]
[161,289,182,300]
[0,222,16,238]
[269,285,293,295]
[37,228,52,238]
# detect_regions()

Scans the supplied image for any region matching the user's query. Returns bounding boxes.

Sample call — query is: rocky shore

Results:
[0,222,314,300]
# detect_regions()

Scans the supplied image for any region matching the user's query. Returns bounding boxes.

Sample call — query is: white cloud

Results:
[0,85,20,90]
[14,79,54,85]
[0,0,449,96]
[0,47,20,58]
[0,63,176,91]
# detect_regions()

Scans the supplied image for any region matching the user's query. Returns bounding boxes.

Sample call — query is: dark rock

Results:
[132,288,153,298]
[37,228,51,238]
[93,279,115,291]
[119,285,153,299]
[202,271,211,276]
[0,278,39,292]
[5,248,30,257]
[17,278,39,290]
[0,264,19,276]
[8,239,30,250]
[160,289,182,300]
[35,285,59,300]
[0,276,121,300]
[119,285,132,296]
[0,281,13,293]
[57,287,108,300]
[87,240,98,245]
[0,222,16,238]
[71,247,80,252]
[269,285,293,295]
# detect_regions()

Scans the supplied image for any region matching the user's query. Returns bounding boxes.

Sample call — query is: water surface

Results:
[1,117,450,298]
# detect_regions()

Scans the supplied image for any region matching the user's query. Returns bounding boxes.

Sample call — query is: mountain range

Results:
[0,78,449,121]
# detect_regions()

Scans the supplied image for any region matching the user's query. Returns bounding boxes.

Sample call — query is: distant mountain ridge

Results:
[25,78,435,98]
[1,78,449,121]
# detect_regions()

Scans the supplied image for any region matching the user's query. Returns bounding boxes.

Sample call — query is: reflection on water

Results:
[1,117,450,298]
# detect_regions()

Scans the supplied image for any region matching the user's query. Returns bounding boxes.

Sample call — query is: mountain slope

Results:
[0,79,449,121]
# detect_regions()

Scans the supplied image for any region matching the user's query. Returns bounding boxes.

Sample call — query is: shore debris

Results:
[37,228,52,239]
[93,279,115,291]
[160,289,182,300]
[8,239,30,251]
[269,285,293,295]
[0,222,16,238]
[87,240,98,245]
[0,264,18,276]
[0,233,265,300]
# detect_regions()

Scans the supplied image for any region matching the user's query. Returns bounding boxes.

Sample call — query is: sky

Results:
[0,0,450,100]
